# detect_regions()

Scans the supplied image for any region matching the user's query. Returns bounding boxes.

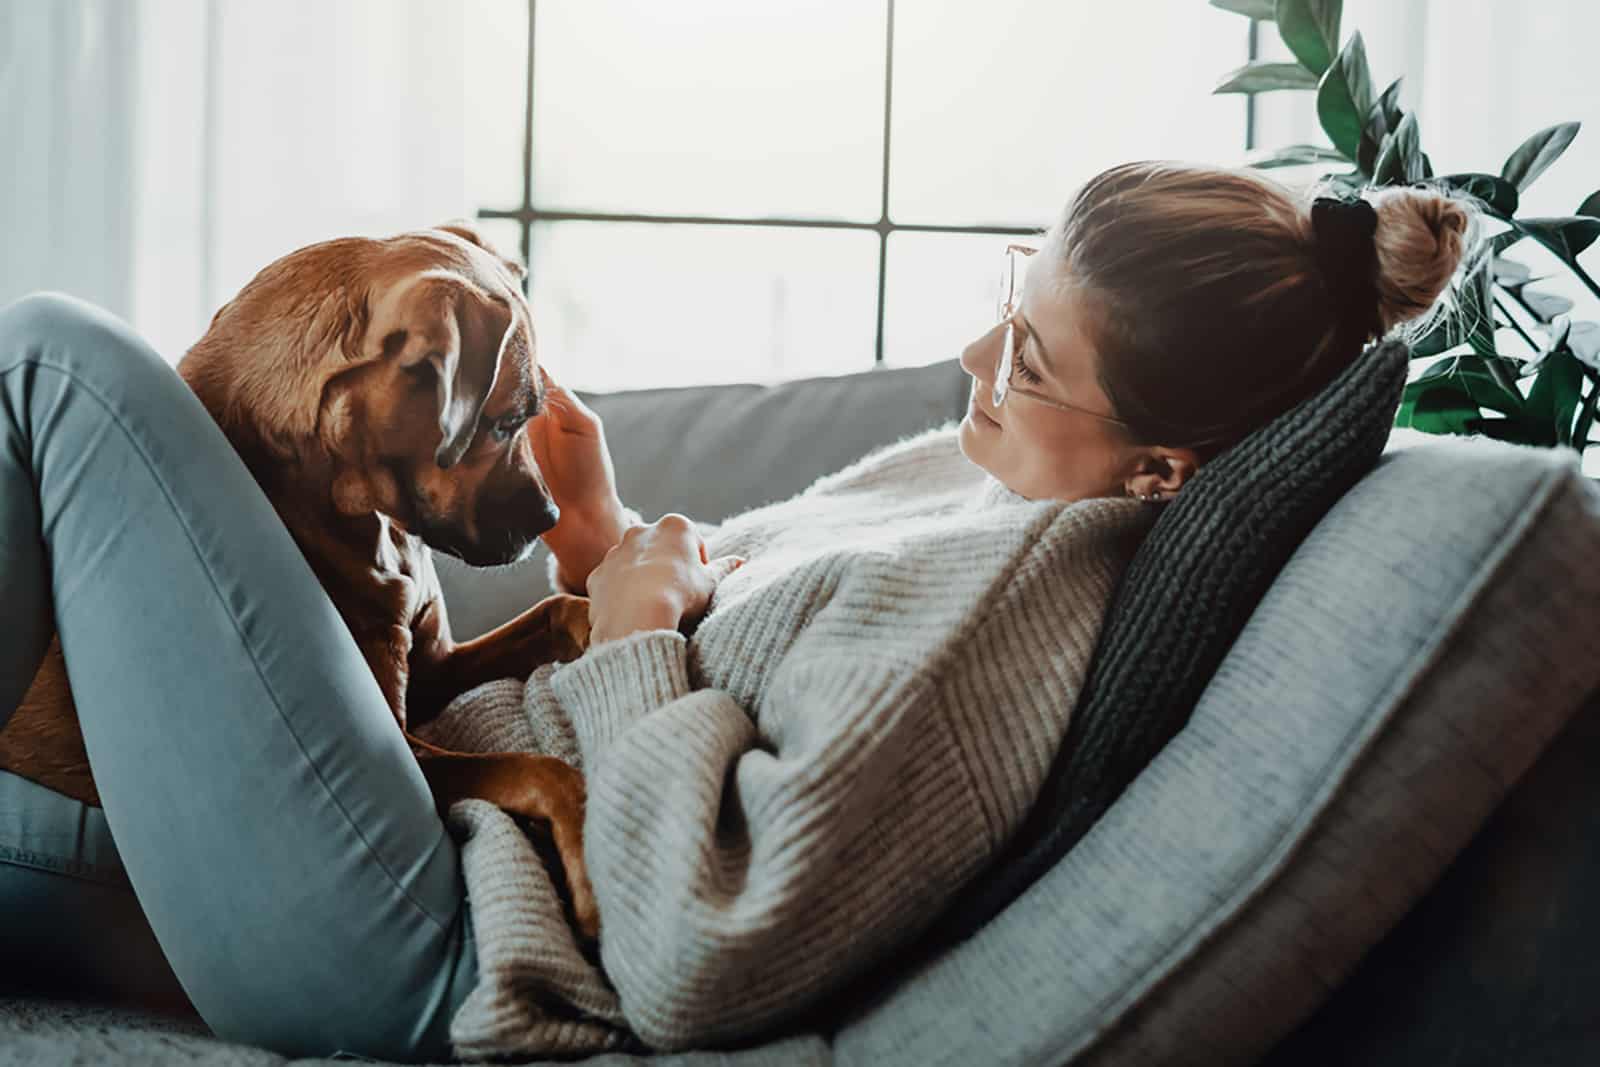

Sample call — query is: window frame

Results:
[478,0,1256,369]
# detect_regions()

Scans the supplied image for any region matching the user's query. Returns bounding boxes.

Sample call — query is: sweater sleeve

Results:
[543,627,1012,1051]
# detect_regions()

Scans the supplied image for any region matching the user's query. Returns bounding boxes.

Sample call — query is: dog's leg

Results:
[410,739,598,938]
[0,637,101,807]
[407,594,590,727]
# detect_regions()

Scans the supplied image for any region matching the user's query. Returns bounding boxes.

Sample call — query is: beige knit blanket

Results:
[417,425,1154,1060]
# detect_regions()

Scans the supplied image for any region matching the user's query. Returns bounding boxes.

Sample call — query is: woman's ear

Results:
[1126,446,1200,499]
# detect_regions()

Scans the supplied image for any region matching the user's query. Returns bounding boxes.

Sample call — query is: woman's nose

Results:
[959,323,1002,381]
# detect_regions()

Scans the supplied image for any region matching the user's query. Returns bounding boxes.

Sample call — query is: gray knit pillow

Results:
[932,337,1411,950]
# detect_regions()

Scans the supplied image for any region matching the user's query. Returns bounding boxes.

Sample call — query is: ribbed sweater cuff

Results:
[549,629,692,771]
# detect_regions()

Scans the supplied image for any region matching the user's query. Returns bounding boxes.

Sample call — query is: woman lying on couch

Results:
[0,162,1474,1062]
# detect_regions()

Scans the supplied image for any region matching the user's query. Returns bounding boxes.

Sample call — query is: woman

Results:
[0,162,1473,1061]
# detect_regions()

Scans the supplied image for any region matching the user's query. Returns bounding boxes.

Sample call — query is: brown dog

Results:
[0,223,599,936]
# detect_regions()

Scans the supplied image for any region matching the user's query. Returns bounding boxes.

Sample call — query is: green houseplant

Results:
[1209,0,1600,461]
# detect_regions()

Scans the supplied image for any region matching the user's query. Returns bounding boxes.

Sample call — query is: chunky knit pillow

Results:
[932,337,1412,949]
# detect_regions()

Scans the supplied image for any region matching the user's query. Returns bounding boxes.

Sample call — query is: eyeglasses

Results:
[993,243,1131,428]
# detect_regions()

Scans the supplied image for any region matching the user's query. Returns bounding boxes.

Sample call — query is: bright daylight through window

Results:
[473,0,1247,392]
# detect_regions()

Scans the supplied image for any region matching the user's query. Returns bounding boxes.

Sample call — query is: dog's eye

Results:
[489,416,523,443]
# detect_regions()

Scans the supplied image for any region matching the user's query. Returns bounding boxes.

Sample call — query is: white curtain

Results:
[2,0,511,364]
[1,1,138,329]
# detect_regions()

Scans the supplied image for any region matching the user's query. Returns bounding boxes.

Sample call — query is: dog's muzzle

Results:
[422,493,559,568]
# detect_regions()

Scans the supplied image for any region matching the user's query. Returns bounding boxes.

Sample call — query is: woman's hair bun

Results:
[1368,186,1477,334]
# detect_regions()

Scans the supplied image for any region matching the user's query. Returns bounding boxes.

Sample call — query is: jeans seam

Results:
[6,358,457,935]
[0,846,131,890]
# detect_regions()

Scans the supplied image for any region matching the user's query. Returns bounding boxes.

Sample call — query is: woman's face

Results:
[958,253,1167,502]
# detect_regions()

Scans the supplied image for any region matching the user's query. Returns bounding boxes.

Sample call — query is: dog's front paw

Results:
[542,593,591,660]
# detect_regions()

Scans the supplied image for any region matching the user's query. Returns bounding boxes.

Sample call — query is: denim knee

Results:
[1,292,102,361]
[0,291,169,382]
[0,291,205,450]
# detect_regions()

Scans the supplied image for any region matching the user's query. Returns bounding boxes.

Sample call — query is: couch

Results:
[3,357,1598,1065]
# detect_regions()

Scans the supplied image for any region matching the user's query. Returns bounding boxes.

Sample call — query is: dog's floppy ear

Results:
[374,271,512,468]
[435,220,526,281]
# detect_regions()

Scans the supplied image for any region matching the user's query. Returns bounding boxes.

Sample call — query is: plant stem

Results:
[1492,291,1539,351]
[1526,227,1600,304]
[1567,256,1600,305]
[1575,368,1600,451]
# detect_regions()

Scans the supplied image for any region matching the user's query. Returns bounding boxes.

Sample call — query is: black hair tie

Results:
[1311,195,1382,343]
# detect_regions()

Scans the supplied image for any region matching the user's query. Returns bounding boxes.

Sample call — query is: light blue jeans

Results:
[0,293,478,1061]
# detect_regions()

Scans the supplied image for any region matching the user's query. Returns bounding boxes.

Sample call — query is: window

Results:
[478,0,1248,391]
[10,1,1245,374]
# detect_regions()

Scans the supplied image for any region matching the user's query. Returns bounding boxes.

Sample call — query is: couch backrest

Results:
[435,359,970,638]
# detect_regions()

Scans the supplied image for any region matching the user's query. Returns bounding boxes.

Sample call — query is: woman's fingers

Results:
[537,366,600,430]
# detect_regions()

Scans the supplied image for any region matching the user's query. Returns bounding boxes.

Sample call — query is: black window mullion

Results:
[518,0,536,293]
[477,2,1257,370]
[873,0,896,368]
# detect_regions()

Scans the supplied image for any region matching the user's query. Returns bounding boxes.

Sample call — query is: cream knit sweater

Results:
[419,424,1156,1060]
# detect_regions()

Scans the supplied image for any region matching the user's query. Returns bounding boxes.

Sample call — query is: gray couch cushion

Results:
[1261,685,1600,1065]
[434,360,968,639]
[835,435,1600,1066]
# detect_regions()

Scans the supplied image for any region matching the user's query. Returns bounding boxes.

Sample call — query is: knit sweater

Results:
[417,424,1156,1060]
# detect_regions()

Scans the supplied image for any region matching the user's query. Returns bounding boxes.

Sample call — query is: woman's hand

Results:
[527,367,633,591]
[586,515,745,645]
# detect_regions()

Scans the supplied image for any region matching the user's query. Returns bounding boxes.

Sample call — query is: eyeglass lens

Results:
[993,247,1029,409]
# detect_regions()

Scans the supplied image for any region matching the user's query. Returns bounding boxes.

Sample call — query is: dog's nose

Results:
[534,498,560,536]
[507,487,559,539]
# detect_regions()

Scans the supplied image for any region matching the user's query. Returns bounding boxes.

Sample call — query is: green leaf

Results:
[1410,270,1493,358]
[1371,77,1403,138]
[1574,374,1600,446]
[1490,228,1526,256]
[1435,173,1520,218]
[1410,313,1463,358]
[1501,122,1581,192]
[1370,131,1398,183]
[1316,32,1374,161]
[1396,379,1482,435]
[1516,216,1600,264]
[1276,0,1342,76]
[1395,113,1425,182]
[1522,315,1574,378]
[1527,347,1586,446]
[1243,143,1349,169]
[1579,189,1600,219]
[1214,61,1321,93]
[1372,112,1422,185]
[1472,416,1552,446]
[1521,288,1574,323]
[1491,255,1532,285]
[1211,0,1277,18]
[1451,354,1529,415]
[1570,321,1600,372]
[1409,355,1526,418]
